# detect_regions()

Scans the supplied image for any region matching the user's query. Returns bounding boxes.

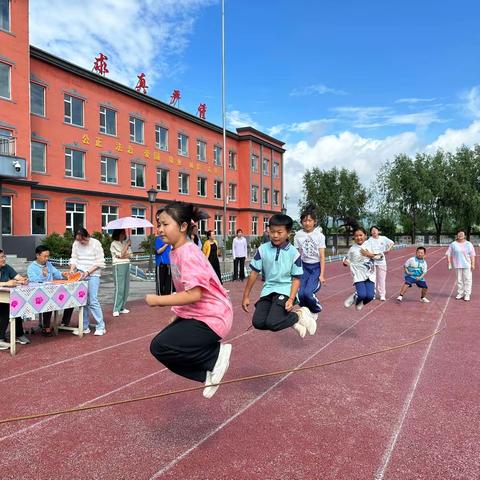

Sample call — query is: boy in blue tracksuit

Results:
[397,246,429,303]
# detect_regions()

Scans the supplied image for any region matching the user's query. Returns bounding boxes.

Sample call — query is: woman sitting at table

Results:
[0,249,30,350]
[27,245,74,336]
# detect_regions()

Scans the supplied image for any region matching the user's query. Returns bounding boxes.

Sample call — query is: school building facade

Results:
[0,0,284,256]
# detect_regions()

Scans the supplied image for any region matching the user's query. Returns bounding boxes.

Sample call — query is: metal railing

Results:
[0,136,15,156]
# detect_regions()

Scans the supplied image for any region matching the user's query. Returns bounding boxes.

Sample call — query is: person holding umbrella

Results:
[110,229,133,317]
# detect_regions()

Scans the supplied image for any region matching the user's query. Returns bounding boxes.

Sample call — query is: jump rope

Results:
[0,249,449,426]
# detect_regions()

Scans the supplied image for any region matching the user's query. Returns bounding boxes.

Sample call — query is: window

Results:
[157,168,169,192]
[228,151,236,170]
[263,217,270,232]
[252,216,258,236]
[177,133,188,156]
[178,172,189,194]
[214,215,222,235]
[0,128,12,155]
[31,200,47,235]
[2,196,11,234]
[0,0,10,31]
[31,83,45,116]
[228,183,237,202]
[198,218,207,235]
[263,157,270,176]
[0,61,11,99]
[100,106,116,136]
[251,154,259,172]
[273,189,280,205]
[197,140,206,162]
[129,116,144,143]
[214,180,222,199]
[197,177,207,197]
[214,145,222,166]
[155,125,168,151]
[131,207,146,235]
[273,161,280,178]
[101,205,118,232]
[263,187,269,204]
[101,156,117,183]
[65,202,85,233]
[31,141,46,173]
[64,94,84,126]
[229,215,236,235]
[131,163,145,187]
[251,185,258,203]
[65,148,85,178]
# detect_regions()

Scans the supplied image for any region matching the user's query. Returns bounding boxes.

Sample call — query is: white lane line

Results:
[374,281,455,480]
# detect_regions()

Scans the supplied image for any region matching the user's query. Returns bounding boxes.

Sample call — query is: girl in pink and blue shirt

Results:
[146,202,233,399]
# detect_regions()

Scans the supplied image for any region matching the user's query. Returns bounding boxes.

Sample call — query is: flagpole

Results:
[221,0,227,277]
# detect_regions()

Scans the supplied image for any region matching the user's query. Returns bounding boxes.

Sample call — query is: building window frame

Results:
[273,161,280,178]
[129,116,144,144]
[31,82,46,117]
[65,202,85,233]
[228,183,237,202]
[157,168,169,192]
[64,94,84,127]
[131,207,146,235]
[31,141,46,173]
[273,189,280,206]
[0,61,11,100]
[31,199,47,235]
[100,106,117,136]
[228,151,236,170]
[214,145,222,166]
[214,180,222,199]
[197,176,207,197]
[263,187,269,204]
[251,185,258,203]
[155,125,168,151]
[251,154,259,172]
[252,215,258,236]
[101,155,118,184]
[0,0,11,32]
[178,172,189,194]
[131,162,145,188]
[214,214,222,235]
[101,205,118,232]
[229,215,236,235]
[1,196,12,235]
[65,148,85,179]
[263,157,270,176]
[197,139,207,162]
[177,133,189,156]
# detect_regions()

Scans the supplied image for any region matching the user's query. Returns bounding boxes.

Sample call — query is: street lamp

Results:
[147,186,158,273]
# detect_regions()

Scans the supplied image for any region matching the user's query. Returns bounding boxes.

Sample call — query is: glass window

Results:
[31,141,46,173]
[214,180,222,199]
[177,133,188,156]
[273,161,280,178]
[197,177,207,197]
[101,205,118,232]
[251,185,258,203]
[31,83,45,116]
[197,140,206,162]
[64,94,84,126]
[228,151,236,170]
[155,125,168,151]
[129,116,144,143]
[2,196,11,234]
[263,217,270,232]
[65,148,85,178]
[214,145,222,166]
[263,158,270,176]
[100,106,116,136]
[0,0,10,31]
[214,215,222,235]
[131,207,146,235]
[252,216,258,236]
[229,215,236,235]
[178,172,189,194]
[0,61,11,99]
[65,202,85,233]
[198,218,207,235]
[101,156,117,183]
[228,183,237,202]
[157,168,169,192]
[251,154,259,172]
[273,190,280,205]
[131,163,145,187]
[263,187,269,204]
[0,128,13,155]
[31,200,46,235]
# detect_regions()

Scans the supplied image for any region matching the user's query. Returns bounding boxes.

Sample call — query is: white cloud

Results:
[461,85,480,119]
[268,119,336,137]
[427,120,480,152]
[29,0,215,90]
[226,110,262,130]
[395,97,436,104]
[290,84,346,96]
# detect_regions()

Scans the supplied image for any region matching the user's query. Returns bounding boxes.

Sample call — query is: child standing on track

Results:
[146,202,233,399]
[294,205,326,316]
[343,227,376,311]
[397,246,429,303]
[242,213,317,339]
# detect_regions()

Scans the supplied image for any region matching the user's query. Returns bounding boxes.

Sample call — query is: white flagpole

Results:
[221,0,228,276]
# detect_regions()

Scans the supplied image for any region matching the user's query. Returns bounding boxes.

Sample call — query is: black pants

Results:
[233,257,245,281]
[40,308,74,327]
[252,293,299,332]
[209,256,223,284]
[155,264,174,296]
[150,318,220,383]
[0,303,24,339]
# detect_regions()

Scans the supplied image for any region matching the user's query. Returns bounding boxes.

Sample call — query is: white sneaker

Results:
[94,329,106,336]
[297,307,317,335]
[203,343,232,399]
[0,340,10,350]
[396,295,403,302]
[120,309,130,314]
[344,293,356,308]
[112,312,120,317]
[292,322,306,338]
[455,294,464,300]
[380,296,386,301]
[355,301,364,311]
[464,295,471,302]
[73,328,91,335]
[420,297,430,303]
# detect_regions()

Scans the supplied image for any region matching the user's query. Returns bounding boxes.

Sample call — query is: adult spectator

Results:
[232,229,247,281]
[202,230,222,284]
[110,229,132,317]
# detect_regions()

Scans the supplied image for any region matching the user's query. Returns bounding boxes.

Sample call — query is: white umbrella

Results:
[104,216,154,230]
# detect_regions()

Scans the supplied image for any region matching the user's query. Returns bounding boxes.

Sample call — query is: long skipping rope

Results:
[0,312,447,426]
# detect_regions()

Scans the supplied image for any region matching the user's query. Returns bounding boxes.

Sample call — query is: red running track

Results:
[0,246,479,479]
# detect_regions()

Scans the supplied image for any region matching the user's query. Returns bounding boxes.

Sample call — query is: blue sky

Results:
[30,0,480,216]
